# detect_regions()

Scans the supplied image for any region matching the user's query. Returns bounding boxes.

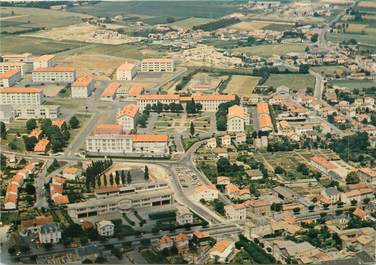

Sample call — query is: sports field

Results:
[233,43,309,57]
[264,74,315,91]
[224,75,261,97]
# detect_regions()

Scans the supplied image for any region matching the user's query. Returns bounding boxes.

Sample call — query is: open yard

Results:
[233,43,309,57]
[153,113,211,134]
[170,17,215,29]
[311,65,347,75]
[264,74,315,91]
[224,75,260,97]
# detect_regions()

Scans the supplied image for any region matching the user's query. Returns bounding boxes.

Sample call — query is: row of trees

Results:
[216,97,240,131]
[85,159,113,191]
[193,17,240,31]
[145,102,184,114]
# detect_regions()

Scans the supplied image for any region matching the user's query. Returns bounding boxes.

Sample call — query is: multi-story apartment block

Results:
[192,94,236,112]
[33,54,56,69]
[0,62,31,76]
[116,62,137,80]
[136,94,180,111]
[15,105,60,119]
[0,69,22,87]
[1,53,32,62]
[67,188,174,219]
[86,124,169,156]
[0,87,44,105]
[71,75,94,98]
[32,66,76,83]
[117,104,139,132]
[227,105,245,132]
[141,58,174,72]
[224,204,247,222]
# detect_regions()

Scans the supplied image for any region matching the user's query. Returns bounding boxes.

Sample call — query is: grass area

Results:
[182,136,200,151]
[1,36,87,55]
[0,211,19,225]
[58,86,71,97]
[68,1,240,18]
[233,43,309,57]
[169,17,216,29]
[224,75,260,97]
[141,249,166,264]
[68,113,92,144]
[328,32,376,46]
[2,134,26,153]
[328,79,376,89]
[264,74,315,91]
[311,65,347,75]
[263,23,294,32]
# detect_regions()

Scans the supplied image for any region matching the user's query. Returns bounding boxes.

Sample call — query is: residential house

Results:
[38,223,61,244]
[96,220,114,237]
[209,239,235,263]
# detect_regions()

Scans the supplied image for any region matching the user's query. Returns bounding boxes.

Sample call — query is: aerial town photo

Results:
[0,0,376,264]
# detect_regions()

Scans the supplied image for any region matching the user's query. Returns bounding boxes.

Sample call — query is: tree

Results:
[190,122,195,136]
[127,171,132,184]
[121,171,126,185]
[103,174,108,187]
[26,119,37,132]
[274,166,284,175]
[1,153,6,168]
[144,165,149,180]
[115,173,120,185]
[293,207,301,215]
[69,115,80,129]
[308,205,315,212]
[23,136,37,151]
[97,176,102,188]
[0,122,6,139]
[346,172,360,184]
[25,183,35,195]
[109,174,114,186]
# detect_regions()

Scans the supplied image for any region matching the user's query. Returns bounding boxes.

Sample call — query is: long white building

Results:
[32,66,76,83]
[0,87,44,105]
[0,62,31,76]
[1,53,32,63]
[86,124,169,156]
[141,58,174,72]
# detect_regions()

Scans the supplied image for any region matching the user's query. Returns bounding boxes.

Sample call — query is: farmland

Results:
[229,20,294,32]
[328,79,376,89]
[224,75,261,97]
[233,43,309,57]
[169,17,216,29]
[264,74,315,91]
[67,1,240,18]
[311,65,348,75]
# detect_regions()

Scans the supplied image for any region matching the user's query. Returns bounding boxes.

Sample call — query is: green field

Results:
[329,79,376,89]
[169,17,216,29]
[1,36,87,55]
[311,65,348,75]
[0,7,89,35]
[233,43,309,57]
[328,32,376,46]
[265,74,315,91]
[68,1,240,18]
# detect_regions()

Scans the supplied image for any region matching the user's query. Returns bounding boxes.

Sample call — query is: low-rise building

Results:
[176,205,193,225]
[116,62,136,80]
[0,62,31,76]
[62,167,81,180]
[1,53,32,63]
[100,82,121,101]
[321,187,341,204]
[224,204,246,222]
[32,66,76,83]
[243,199,271,216]
[310,155,337,175]
[0,69,22,87]
[193,184,218,201]
[96,220,114,237]
[14,104,60,119]
[209,239,234,263]
[34,138,50,153]
[141,58,174,72]
[71,75,94,98]
[159,235,173,250]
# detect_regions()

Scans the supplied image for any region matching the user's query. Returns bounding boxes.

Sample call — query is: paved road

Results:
[33,160,50,209]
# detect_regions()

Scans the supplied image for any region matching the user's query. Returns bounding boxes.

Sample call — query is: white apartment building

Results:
[86,125,169,156]
[116,62,137,80]
[0,62,31,76]
[141,58,174,72]
[71,75,94,98]
[192,94,236,112]
[33,54,56,69]
[193,184,218,201]
[0,87,44,105]
[0,69,22,87]
[32,66,76,83]
[96,220,114,237]
[15,105,60,119]
[38,223,61,244]
[227,105,245,132]
[136,94,180,111]
[67,188,174,219]
[224,204,247,222]
[117,104,139,132]
[1,53,32,62]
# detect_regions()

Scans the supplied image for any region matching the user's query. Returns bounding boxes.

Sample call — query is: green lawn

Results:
[329,79,376,89]
[233,43,309,57]
[0,211,19,225]
[328,32,376,46]
[264,74,315,91]
[311,65,348,75]
[2,134,26,153]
